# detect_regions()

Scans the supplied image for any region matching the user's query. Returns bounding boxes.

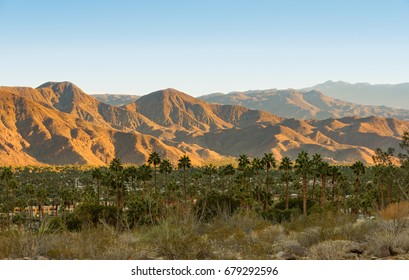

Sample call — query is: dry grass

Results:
[378,201,409,221]
[309,240,355,260]
[1,204,409,260]
[0,224,149,260]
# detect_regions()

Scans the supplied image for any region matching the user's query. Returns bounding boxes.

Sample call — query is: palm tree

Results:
[1,166,14,224]
[372,164,385,210]
[125,166,139,192]
[310,153,323,201]
[372,147,395,206]
[91,167,103,204]
[350,160,365,214]
[178,155,192,197]
[159,159,173,189]
[261,153,276,210]
[148,152,161,191]
[318,161,330,207]
[238,154,250,170]
[203,164,217,192]
[109,157,124,224]
[337,173,349,213]
[23,183,35,228]
[328,165,341,206]
[251,157,263,202]
[35,187,48,221]
[221,164,235,191]
[295,150,311,215]
[138,164,152,193]
[279,156,293,210]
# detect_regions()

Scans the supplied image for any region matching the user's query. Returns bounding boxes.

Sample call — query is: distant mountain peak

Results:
[37,81,79,90]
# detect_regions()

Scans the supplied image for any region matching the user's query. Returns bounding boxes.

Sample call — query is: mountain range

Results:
[198,88,409,121]
[1,81,408,166]
[303,80,409,109]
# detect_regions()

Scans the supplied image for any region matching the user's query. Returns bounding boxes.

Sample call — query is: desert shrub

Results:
[202,213,277,259]
[39,217,65,234]
[74,204,117,227]
[194,191,240,221]
[284,211,373,247]
[65,213,82,231]
[126,195,163,227]
[262,208,301,223]
[309,240,354,260]
[0,229,45,259]
[378,201,409,234]
[367,203,409,253]
[264,198,315,223]
[43,225,144,259]
[390,228,409,252]
[142,217,213,259]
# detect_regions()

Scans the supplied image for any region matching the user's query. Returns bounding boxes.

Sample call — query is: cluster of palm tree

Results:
[1,132,409,229]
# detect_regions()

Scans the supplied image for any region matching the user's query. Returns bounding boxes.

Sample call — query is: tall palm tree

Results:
[221,164,235,191]
[372,164,385,210]
[350,160,365,214]
[261,153,276,210]
[238,154,250,170]
[109,157,124,224]
[310,153,323,201]
[295,150,311,215]
[203,164,217,192]
[159,159,173,189]
[35,187,48,221]
[279,156,293,210]
[178,155,192,197]
[337,173,349,213]
[1,166,14,224]
[138,164,152,193]
[328,165,341,206]
[372,147,395,206]
[91,167,103,204]
[125,166,139,192]
[23,183,35,228]
[318,161,330,207]
[148,152,161,191]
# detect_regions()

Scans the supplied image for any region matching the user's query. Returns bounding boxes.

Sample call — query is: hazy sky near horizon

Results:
[1,0,408,96]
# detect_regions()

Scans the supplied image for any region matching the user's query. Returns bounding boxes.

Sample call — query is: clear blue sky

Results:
[1,0,408,96]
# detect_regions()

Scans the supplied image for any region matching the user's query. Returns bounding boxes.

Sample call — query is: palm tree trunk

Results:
[285,176,290,210]
[154,166,157,192]
[311,176,316,200]
[264,169,269,210]
[303,174,307,215]
[331,177,335,206]
[321,175,326,207]
[183,167,187,198]
[354,175,359,214]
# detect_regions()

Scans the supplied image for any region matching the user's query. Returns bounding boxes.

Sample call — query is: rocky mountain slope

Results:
[0,82,408,165]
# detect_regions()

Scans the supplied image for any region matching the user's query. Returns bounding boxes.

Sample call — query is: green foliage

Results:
[74,204,117,227]
[126,194,162,227]
[194,191,240,221]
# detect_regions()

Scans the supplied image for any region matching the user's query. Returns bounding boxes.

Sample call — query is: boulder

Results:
[276,251,296,260]
[286,244,307,257]
[372,244,391,258]
[390,247,406,256]
[343,242,367,254]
